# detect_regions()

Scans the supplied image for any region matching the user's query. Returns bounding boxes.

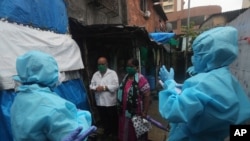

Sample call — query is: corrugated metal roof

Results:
[68,18,161,47]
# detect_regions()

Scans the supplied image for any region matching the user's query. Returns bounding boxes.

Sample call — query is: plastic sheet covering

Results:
[0,0,68,34]
[0,21,84,90]
[0,90,16,141]
[149,32,175,44]
[54,79,90,110]
[0,79,90,141]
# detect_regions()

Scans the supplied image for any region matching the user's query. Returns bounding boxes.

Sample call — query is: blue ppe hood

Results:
[13,50,59,88]
[191,26,238,73]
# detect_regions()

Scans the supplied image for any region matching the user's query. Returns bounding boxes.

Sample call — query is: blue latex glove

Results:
[62,126,97,141]
[186,66,197,76]
[159,65,174,82]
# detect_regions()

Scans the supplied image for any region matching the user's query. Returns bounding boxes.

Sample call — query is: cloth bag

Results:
[132,115,152,138]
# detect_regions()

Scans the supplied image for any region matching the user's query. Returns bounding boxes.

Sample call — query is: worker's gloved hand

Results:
[186,66,197,77]
[62,126,97,141]
[62,127,83,141]
[159,65,174,83]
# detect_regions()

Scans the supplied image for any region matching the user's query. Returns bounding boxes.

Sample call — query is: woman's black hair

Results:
[130,58,139,67]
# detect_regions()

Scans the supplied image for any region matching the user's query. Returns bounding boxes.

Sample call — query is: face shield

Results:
[191,51,208,73]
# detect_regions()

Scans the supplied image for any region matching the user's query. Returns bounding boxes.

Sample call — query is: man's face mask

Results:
[126,67,137,75]
[98,65,107,73]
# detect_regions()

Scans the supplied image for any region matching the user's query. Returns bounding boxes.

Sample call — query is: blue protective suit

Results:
[159,26,250,141]
[11,51,92,141]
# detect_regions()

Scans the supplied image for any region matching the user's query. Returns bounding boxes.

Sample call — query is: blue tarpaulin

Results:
[0,90,16,141]
[54,79,90,111]
[0,1,90,140]
[149,32,175,44]
[0,0,68,34]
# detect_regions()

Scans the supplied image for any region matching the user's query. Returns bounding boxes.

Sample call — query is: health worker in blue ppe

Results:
[11,50,92,141]
[158,26,250,141]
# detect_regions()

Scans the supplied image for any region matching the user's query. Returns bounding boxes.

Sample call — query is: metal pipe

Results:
[185,0,191,76]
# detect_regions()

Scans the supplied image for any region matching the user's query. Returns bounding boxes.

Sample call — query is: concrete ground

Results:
[87,90,169,141]
[147,91,169,141]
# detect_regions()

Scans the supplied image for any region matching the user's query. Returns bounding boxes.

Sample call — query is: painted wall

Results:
[66,0,124,25]
[201,16,227,29]
[66,0,166,34]
[166,6,221,34]
[228,8,250,98]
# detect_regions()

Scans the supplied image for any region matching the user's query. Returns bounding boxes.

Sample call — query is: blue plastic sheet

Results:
[54,79,90,110]
[149,32,175,44]
[0,0,68,34]
[0,90,16,141]
[0,79,90,141]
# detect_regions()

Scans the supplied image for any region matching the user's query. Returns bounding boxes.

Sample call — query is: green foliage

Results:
[181,21,200,51]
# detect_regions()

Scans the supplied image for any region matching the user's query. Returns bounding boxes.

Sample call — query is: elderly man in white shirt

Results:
[89,56,119,140]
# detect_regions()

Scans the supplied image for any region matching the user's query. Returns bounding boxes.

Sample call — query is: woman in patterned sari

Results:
[117,58,151,141]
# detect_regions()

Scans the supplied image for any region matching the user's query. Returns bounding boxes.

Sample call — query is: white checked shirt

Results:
[89,68,119,106]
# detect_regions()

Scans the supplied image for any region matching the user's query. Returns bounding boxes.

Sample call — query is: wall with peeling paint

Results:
[65,0,124,25]
[228,8,250,97]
